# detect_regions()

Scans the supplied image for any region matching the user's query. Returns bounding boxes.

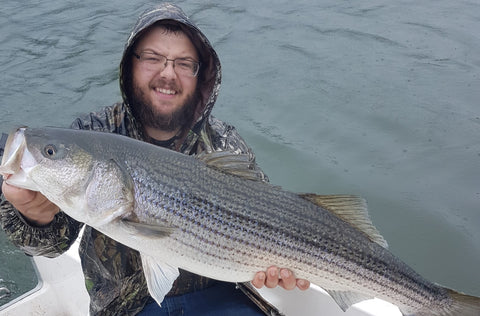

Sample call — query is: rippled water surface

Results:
[1,0,479,306]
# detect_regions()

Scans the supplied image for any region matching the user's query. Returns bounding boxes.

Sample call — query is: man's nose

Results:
[159,59,176,78]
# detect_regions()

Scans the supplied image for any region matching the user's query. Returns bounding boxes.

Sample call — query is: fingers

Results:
[265,266,280,288]
[279,268,297,290]
[2,182,59,225]
[252,271,267,289]
[252,266,280,289]
[296,279,311,291]
[251,266,310,291]
[2,181,36,205]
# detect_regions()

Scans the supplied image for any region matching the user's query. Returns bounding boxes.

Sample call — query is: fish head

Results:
[0,127,96,221]
[1,127,135,226]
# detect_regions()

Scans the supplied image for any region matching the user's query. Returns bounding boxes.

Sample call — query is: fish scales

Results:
[97,137,446,307]
[124,146,428,292]
[128,140,465,313]
[122,136,440,304]
[129,157,324,270]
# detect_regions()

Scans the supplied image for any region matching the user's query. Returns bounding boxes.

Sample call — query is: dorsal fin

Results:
[196,151,266,181]
[300,194,388,248]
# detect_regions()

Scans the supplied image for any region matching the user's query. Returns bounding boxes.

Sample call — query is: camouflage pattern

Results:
[0,3,269,315]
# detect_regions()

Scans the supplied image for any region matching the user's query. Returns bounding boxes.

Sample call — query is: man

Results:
[0,3,309,315]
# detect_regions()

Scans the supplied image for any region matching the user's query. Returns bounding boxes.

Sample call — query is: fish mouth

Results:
[0,127,27,176]
[0,127,38,189]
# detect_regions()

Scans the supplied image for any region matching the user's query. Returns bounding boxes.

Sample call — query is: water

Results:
[1,0,479,307]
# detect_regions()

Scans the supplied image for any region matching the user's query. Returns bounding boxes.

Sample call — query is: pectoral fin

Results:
[121,220,176,238]
[141,253,179,306]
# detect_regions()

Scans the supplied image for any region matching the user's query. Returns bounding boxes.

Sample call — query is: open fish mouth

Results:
[0,127,38,190]
[0,127,26,177]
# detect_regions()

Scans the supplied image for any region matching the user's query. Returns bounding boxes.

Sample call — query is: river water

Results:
[1,0,479,307]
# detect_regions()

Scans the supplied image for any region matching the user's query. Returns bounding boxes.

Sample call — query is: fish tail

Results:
[402,288,480,316]
[442,289,480,316]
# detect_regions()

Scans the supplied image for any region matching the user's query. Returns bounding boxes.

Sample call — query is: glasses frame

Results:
[132,51,201,77]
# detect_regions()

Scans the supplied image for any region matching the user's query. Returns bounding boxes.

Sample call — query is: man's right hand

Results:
[1,181,59,226]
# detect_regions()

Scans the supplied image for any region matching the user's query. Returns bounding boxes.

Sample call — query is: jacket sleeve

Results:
[0,194,83,258]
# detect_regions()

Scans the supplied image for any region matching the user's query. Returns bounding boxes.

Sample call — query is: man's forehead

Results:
[135,25,198,58]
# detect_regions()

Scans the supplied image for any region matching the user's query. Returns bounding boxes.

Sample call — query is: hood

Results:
[119,3,221,135]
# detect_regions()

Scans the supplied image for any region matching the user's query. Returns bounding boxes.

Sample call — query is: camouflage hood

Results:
[119,3,221,137]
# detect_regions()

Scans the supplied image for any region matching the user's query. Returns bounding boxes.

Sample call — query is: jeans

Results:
[138,281,264,316]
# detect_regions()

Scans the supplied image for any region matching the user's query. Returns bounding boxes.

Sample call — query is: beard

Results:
[130,81,199,133]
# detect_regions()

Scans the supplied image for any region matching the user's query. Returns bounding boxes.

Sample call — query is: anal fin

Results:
[326,289,374,312]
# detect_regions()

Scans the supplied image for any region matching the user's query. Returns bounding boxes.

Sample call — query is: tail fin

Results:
[405,288,480,316]
[443,289,480,316]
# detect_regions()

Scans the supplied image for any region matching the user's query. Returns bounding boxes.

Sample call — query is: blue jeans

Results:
[138,281,264,316]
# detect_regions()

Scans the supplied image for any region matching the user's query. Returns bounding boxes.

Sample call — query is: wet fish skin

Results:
[1,127,479,316]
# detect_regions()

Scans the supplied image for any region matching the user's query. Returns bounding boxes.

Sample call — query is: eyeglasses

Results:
[133,51,201,77]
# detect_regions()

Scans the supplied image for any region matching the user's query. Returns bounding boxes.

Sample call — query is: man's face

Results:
[131,26,199,132]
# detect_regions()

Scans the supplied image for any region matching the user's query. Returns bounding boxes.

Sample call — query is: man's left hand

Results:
[252,266,310,291]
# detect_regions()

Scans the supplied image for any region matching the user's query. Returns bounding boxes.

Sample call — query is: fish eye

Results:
[43,144,57,157]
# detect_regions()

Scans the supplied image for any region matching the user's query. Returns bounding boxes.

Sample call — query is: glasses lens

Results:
[136,52,199,77]
[140,52,164,64]
[174,59,199,77]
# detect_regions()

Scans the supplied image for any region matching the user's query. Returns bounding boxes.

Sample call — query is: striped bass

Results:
[1,127,479,316]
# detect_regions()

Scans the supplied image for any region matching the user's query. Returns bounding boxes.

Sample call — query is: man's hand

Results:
[252,266,310,291]
[2,181,59,226]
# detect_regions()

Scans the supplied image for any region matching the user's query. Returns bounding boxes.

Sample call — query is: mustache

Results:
[149,79,181,92]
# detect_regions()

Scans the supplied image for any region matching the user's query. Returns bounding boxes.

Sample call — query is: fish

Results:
[0,126,479,316]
